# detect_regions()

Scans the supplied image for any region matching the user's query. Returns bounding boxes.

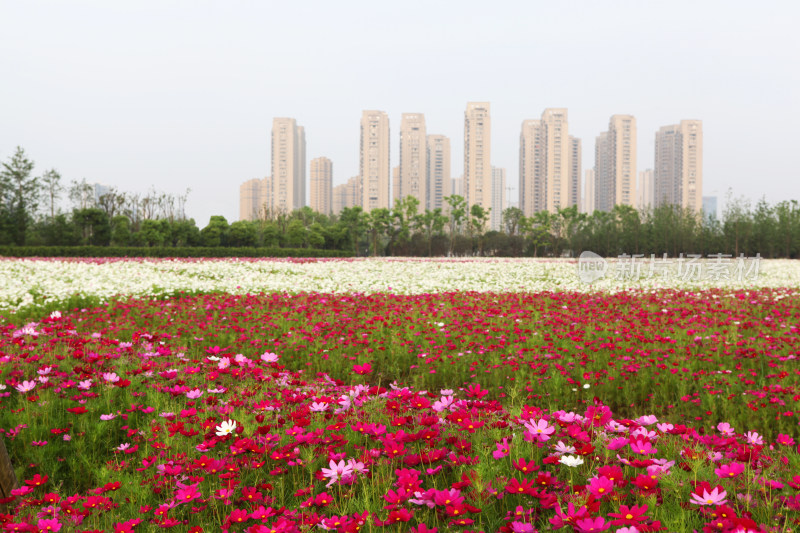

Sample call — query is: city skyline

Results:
[2,2,796,225]
[240,107,703,220]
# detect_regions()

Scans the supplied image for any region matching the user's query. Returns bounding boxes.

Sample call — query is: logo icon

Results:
[577,251,607,284]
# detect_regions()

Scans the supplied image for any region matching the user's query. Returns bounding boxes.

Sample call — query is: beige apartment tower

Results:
[463,102,492,209]
[239,176,271,221]
[654,120,703,212]
[491,167,506,231]
[519,119,544,216]
[583,169,595,214]
[426,135,451,211]
[332,175,361,215]
[239,178,262,221]
[398,113,427,206]
[310,157,333,215]
[638,169,654,210]
[359,110,391,212]
[569,136,582,209]
[594,115,637,212]
[519,108,579,216]
[271,118,306,212]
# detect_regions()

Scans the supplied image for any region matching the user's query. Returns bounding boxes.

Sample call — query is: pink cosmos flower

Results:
[261,352,279,363]
[587,476,614,498]
[777,434,795,446]
[36,518,62,532]
[630,439,658,455]
[186,389,203,399]
[15,380,37,393]
[715,462,745,479]
[102,372,120,383]
[492,437,510,459]
[321,459,353,487]
[574,516,610,532]
[352,363,372,374]
[175,484,201,503]
[745,431,763,445]
[690,486,728,506]
[309,402,329,412]
[717,422,735,436]
[524,419,555,442]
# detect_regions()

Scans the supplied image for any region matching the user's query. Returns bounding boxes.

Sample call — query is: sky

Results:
[1,0,798,227]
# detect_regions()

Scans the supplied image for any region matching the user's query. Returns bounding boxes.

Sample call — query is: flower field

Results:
[0,258,799,532]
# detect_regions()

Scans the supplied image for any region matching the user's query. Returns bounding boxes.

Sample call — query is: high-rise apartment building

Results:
[398,113,427,206]
[451,176,464,198]
[426,134,451,211]
[519,109,579,216]
[359,110,390,212]
[569,136,581,209]
[392,166,400,206]
[332,175,361,215]
[583,169,595,214]
[491,167,506,231]
[310,157,333,215]
[238,177,272,220]
[519,119,543,216]
[463,102,492,209]
[271,118,306,212]
[638,169,654,210]
[594,115,637,211]
[239,178,263,221]
[654,120,703,212]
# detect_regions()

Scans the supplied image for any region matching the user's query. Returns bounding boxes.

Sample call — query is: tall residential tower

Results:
[464,102,492,209]
[270,118,306,213]
[398,113,427,206]
[359,110,391,211]
[594,114,636,211]
[310,157,333,215]
[654,120,703,212]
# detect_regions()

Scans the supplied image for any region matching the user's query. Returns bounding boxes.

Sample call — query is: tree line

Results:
[2,146,799,257]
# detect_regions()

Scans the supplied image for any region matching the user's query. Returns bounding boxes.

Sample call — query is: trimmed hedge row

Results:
[0,246,355,258]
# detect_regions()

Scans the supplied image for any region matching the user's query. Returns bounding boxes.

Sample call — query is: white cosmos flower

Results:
[215,419,237,437]
[559,455,584,467]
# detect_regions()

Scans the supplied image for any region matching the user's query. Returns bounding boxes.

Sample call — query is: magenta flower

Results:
[175,483,201,503]
[574,516,611,532]
[587,476,614,498]
[630,439,658,455]
[492,437,510,459]
[714,462,745,479]
[689,486,728,506]
[37,518,62,532]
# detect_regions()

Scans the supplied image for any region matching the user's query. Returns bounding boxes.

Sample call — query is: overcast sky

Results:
[1,1,798,227]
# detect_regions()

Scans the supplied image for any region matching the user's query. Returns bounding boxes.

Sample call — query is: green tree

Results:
[444,195,467,256]
[40,169,63,221]
[73,207,111,246]
[110,215,132,246]
[468,204,490,255]
[1,147,39,245]
[228,220,258,247]
[169,219,201,247]
[140,219,170,247]
[339,207,366,255]
[414,208,448,257]
[286,219,306,248]
[366,208,391,256]
[200,216,229,247]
